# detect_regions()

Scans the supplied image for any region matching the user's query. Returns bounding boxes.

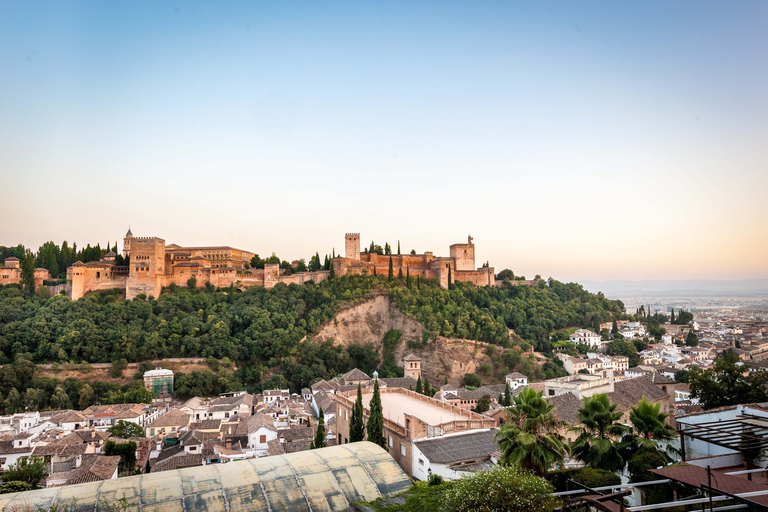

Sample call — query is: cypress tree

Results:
[423,377,431,396]
[670,309,676,324]
[310,407,327,449]
[612,319,619,335]
[397,241,401,255]
[21,251,36,295]
[417,276,420,289]
[447,266,452,289]
[398,267,403,279]
[504,382,511,406]
[329,261,336,280]
[388,255,393,280]
[350,384,365,443]
[415,376,423,394]
[366,379,386,449]
[406,266,411,289]
[498,393,504,406]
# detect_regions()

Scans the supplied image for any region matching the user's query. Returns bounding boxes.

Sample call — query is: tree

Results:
[349,384,365,443]
[623,397,678,464]
[366,379,386,449]
[21,251,36,295]
[688,350,768,408]
[611,320,619,336]
[570,393,628,472]
[447,265,452,289]
[310,407,327,449]
[79,383,94,409]
[670,309,676,323]
[495,387,566,476]
[423,377,432,396]
[5,388,22,414]
[108,420,145,439]
[504,382,512,407]
[388,255,393,280]
[685,331,698,347]
[474,394,492,413]
[406,267,411,289]
[444,465,559,512]
[187,276,197,289]
[111,357,128,378]
[50,386,71,410]
[463,373,482,388]
[2,457,47,487]
[415,376,423,394]
[605,339,640,368]
[104,440,138,475]
[397,241,400,255]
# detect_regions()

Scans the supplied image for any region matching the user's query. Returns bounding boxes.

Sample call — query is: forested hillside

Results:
[0,275,625,410]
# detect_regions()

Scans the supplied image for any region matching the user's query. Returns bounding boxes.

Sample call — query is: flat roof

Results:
[362,391,476,428]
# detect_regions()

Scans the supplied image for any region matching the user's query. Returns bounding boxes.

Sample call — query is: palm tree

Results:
[570,393,628,472]
[495,387,567,476]
[623,397,678,461]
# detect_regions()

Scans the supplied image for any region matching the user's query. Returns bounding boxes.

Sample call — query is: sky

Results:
[1,1,767,282]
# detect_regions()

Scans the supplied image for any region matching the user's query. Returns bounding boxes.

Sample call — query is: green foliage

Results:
[1,456,47,486]
[547,467,621,492]
[350,384,365,443]
[570,393,628,472]
[688,350,768,409]
[496,387,566,476]
[107,420,145,439]
[366,379,386,449]
[0,480,33,494]
[110,358,128,378]
[443,465,559,512]
[104,440,137,475]
[427,473,444,486]
[685,330,698,347]
[462,373,481,388]
[473,394,491,413]
[21,251,36,295]
[605,339,640,367]
[310,407,327,449]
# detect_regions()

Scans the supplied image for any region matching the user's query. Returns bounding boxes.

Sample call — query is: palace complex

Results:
[0,230,503,300]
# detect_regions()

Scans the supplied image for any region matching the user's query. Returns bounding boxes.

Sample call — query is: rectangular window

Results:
[419,459,424,466]
[388,436,393,448]
[259,435,266,444]
[345,411,348,421]
[400,443,406,456]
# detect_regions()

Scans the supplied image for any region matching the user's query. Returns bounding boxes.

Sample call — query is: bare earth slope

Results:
[312,295,499,385]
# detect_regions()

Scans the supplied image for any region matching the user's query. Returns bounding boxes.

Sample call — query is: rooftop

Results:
[361,388,478,428]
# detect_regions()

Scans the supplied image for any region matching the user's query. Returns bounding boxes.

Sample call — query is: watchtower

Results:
[345,233,360,260]
[123,227,133,258]
[449,234,475,271]
[126,236,165,300]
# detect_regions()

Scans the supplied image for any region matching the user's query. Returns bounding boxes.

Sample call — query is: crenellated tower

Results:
[345,233,360,260]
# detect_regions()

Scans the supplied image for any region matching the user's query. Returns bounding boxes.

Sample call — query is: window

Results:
[418,459,424,466]
[388,436,393,448]
[345,411,348,421]
[259,435,266,444]
[400,443,406,456]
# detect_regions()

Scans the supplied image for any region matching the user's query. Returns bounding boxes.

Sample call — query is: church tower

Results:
[123,227,133,258]
[403,354,422,381]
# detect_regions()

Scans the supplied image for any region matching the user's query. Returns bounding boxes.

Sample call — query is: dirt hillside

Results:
[312,295,506,385]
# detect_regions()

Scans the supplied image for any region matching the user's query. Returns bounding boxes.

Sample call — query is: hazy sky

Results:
[1,1,767,282]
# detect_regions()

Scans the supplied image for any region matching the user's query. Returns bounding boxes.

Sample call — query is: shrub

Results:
[427,473,444,486]
[572,467,622,488]
[444,466,559,512]
[462,373,482,388]
[0,481,33,494]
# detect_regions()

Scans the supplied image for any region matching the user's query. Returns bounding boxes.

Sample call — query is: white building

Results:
[411,429,497,482]
[570,329,602,348]
[504,372,528,390]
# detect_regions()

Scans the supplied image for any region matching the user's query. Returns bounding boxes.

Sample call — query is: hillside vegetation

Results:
[0,275,624,410]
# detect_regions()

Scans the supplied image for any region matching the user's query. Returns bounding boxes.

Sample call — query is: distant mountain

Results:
[579,279,768,298]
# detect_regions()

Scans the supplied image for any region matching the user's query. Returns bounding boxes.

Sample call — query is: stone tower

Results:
[123,227,133,258]
[449,235,475,271]
[345,233,360,260]
[125,237,165,300]
[403,354,422,381]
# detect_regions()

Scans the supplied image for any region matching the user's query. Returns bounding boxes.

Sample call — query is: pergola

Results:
[680,413,768,477]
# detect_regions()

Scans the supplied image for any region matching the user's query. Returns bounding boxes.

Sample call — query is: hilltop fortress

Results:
[63,230,505,300]
[333,233,496,289]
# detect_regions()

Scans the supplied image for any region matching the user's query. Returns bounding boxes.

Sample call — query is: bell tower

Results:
[123,227,133,258]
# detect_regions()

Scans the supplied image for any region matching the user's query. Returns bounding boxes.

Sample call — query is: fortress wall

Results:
[454,268,495,287]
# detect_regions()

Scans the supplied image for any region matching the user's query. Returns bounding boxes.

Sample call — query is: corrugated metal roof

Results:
[0,442,411,511]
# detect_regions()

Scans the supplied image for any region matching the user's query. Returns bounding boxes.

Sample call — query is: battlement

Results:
[131,236,164,243]
[345,233,360,238]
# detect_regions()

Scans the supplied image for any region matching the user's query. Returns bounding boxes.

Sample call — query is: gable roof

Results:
[415,429,497,464]
[403,354,421,361]
[607,375,669,411]
[341,368,370,382]
[147,409,190,429]
[546,392,582,425]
